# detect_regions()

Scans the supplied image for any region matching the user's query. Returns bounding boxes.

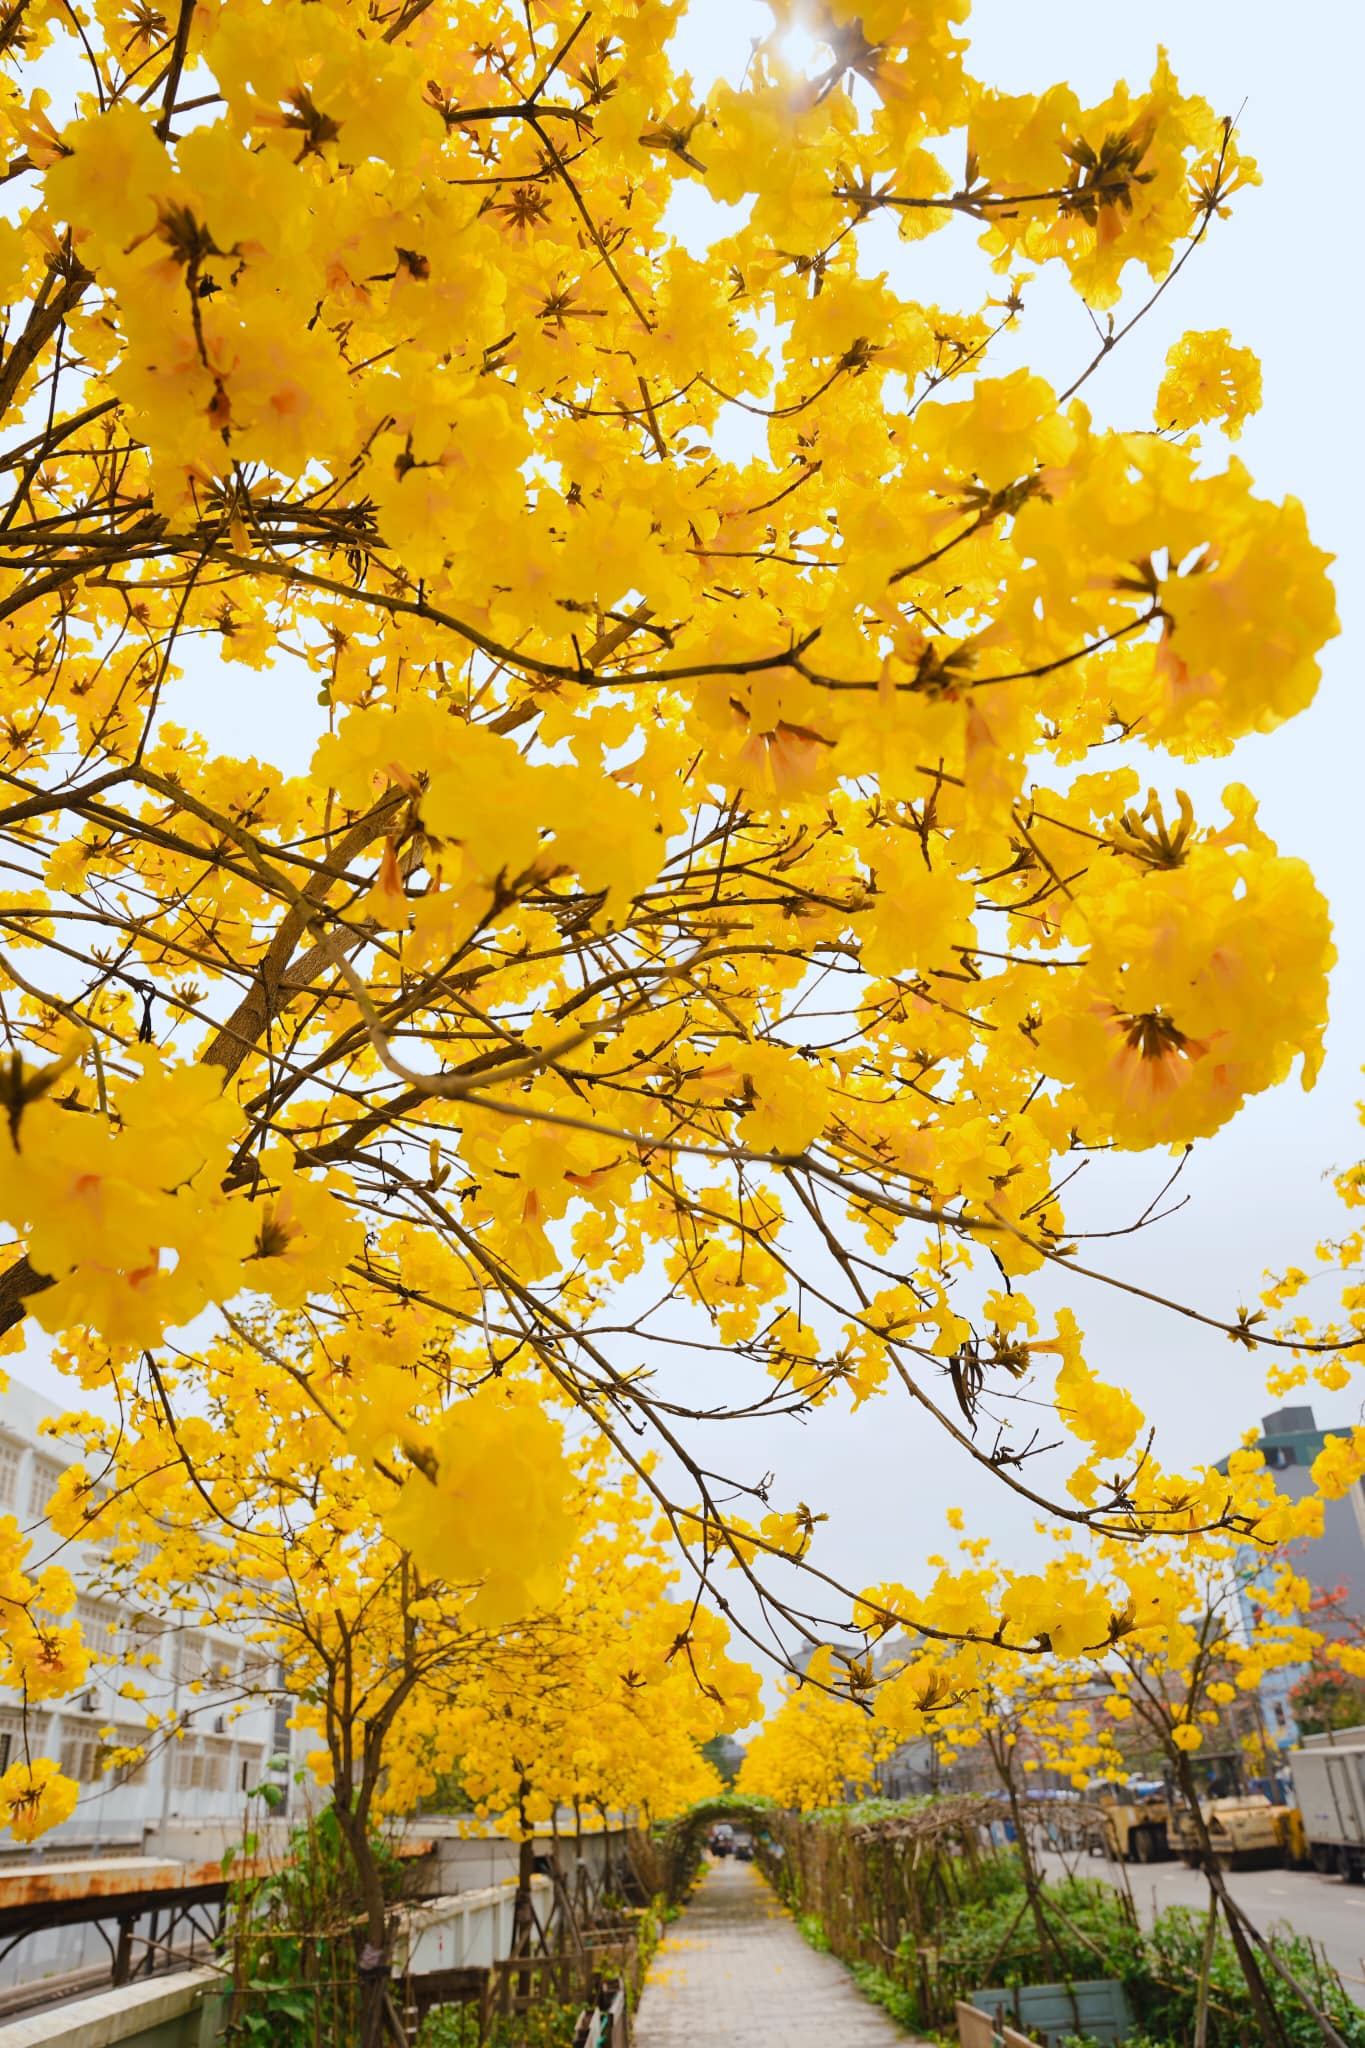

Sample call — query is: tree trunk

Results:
[1192,1891,1217,2048]
[1173,1755,1289,2048]
[512,1831,538,1955]
[334,1799,395,2048]
[0,1254,48,1338]
[998,1753,1056,1976]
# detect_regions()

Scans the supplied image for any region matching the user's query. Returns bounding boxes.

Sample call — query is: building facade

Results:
[1219,1404,1365,1755]
[0,1374,316,1993]
[0,1375,300,1862]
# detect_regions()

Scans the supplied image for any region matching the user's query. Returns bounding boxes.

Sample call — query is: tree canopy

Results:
[0,0,1353,1938]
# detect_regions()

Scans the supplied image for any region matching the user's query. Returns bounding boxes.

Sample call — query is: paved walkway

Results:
[634,1859,926,2045]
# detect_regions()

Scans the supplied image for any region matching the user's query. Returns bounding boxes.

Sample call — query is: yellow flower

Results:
[1312,1431,1365,1501]
[1157,329,1262,438]
[381,1384,575,1625]
[0,1758,79,1843]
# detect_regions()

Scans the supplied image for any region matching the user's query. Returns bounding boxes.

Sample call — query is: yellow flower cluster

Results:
[747,1504,1326,1806]
[738,1648,892,1811]
[1157,329,1263,438]
[0,1757,79,1844]
[364,1381,576,1626]
[0,0,1343,1842]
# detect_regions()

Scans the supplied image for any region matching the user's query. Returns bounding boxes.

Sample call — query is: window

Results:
[202,1738,232,1793]
[59,1731,104,1784]
[271,1696,292,1752]
[177,1633,205,1685]
[235,1743,269,1793]
[205,1642,238,1687]
[241,1647,270,1689]
[0,1440,20,1511]
[0,1709,49,1777]
[59,1724,146,1788]
[174,1739,228,1793]
[76,1599,116,1662]
[27,1454,62,1520]
[1265,1446,1298,1470]
[122,1613,164,1669]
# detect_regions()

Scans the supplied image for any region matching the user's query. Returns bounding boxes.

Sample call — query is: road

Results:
[1039,1847,1365,2002]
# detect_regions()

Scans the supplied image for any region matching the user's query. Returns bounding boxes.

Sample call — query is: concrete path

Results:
[633,1858,926,2045]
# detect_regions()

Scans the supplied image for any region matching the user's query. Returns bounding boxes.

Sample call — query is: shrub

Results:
[418,1999,583,2048]
[848,1961,923,2033]
[935,1875,1142,1998]
[1139,1907,1365,2048]
[948,1891,1365,2048]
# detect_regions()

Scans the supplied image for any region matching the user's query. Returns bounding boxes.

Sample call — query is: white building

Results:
[0,1374,300,1864]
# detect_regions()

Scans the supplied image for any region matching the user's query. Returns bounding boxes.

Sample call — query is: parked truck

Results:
[1287,1733,1365,1881]
[1084,1786,1171,1864]
[1084,1753,1307,1872]
[1167,1793,1290,1869]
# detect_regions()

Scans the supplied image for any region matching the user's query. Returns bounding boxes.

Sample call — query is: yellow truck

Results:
[1085,1789,1171,1864]
[1167,1793,1292,1869]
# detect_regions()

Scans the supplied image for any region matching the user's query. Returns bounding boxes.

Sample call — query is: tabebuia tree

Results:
[0,0,1347,1971]
[39,1374,753,2011]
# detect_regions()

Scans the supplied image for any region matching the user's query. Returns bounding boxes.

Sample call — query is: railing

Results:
[2,1874,646,2047]
[0,1880,550,2048]
[407,1907,646,2043]
[394,1876,550,1974]
[0,1840,435,2014]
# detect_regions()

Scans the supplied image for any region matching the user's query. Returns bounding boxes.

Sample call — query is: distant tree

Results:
[1285,1584,1365,1734]
[1289,1663,1365,1738]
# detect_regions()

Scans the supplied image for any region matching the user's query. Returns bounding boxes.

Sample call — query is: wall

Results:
[406,1818,645,1909]
[0,1970,225,2048]
[395,1876,550,1974]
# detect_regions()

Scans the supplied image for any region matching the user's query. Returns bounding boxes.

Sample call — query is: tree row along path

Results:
[634,1859,930,2046]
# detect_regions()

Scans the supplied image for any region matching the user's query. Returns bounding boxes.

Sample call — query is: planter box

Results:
[964,1977,1133,2045]
[957,2004,1035,2048]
